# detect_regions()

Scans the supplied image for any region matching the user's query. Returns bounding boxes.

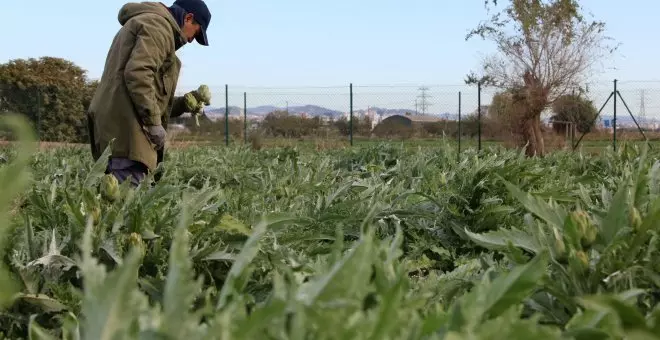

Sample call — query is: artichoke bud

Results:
[100,174,120,202]
[571,210,596,248]
[575,250,589,270]
[582,224,598,248]
[184,92,199,112]
[552,227,567,262]
[196,84,211,105]
[629,207,642,231]
[90,205,101,224]
[128,233,146,258]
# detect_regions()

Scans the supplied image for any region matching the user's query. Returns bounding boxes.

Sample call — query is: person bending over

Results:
[87,0,213,186]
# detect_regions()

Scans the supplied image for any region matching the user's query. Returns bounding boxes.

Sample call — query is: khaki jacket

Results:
[88,2,188,171]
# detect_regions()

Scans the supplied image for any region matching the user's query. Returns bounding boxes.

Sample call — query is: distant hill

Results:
[289,105,343,117]
[248,106,281,115]
[205,106,242,116]
[205,104,343,118]
[201,104,660,127]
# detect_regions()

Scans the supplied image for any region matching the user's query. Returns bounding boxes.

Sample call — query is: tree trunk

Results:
[533,114,545,156]
[522,118,538,157]
[520,114,545,157]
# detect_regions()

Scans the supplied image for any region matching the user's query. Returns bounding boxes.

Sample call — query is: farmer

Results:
[87,0,213,186]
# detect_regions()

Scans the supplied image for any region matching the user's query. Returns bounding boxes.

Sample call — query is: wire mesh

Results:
[570,80,659,151]
[123,80,660,152]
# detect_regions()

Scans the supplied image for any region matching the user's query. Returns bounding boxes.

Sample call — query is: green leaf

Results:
[233,298,287,338]
[83,140,113,189]
[216,214,251,235]
[160,200,204,338]
[215,215,269,310]
[29,315,57,340]
[0,114,37,307]
[62,312,81,340]
[79,218,144,340]
[369,273,406,340]
[14,293,68,313]
[578,290,649,332]
[463,227,540,254]
[499,177,568,229]
[458,252,548,329]
[600,178,630,244]
[295,229,375,307]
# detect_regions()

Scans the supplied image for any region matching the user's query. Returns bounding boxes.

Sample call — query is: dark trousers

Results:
[107,158,148,187]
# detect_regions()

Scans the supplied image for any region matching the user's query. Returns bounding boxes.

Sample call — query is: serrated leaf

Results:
[79,218,143,340]
[160,201,204,338]
[464,227,540,254]
[83,141,113,189]
[458,252,548,329]
[216,214,251,235]
[295,229,375,306]
[499,177,568,229]
[600,179,631,243]
[15,293,68,313]
[216,215,269,310]
[578,290,649,332]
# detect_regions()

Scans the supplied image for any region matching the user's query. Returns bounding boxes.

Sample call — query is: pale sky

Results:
[3,0,660,116]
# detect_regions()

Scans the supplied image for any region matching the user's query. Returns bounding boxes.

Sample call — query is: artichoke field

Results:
[2,114,660,339]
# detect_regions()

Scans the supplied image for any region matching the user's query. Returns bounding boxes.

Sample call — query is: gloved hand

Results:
[146,125,166,150]
[183,85,211,114]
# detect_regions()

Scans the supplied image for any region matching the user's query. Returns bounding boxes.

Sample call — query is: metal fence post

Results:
[613,79,617,151]
[225,84,229,146]
[458,91,462,162]
[350,83,353,146]
[244,91,247,144]
[477,82,482,152]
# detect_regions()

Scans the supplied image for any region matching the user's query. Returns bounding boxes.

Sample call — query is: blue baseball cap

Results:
[173,0,211,46]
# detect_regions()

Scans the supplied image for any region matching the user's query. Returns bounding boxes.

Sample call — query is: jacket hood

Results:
[118,2,182,34]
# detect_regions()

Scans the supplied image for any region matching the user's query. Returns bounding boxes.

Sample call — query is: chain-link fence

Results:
[175,80,656,155]
[1,79,657,155]
[173,83,489,151]
[572,80,659,153]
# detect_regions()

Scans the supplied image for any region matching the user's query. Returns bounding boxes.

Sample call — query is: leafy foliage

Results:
[551,93,598,134]
[0,57,98,142]
[2,117,660,338]
[466,0,617,156]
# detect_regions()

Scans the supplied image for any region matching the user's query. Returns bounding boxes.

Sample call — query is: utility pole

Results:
[417,87,432,115]
[640,89,647,120]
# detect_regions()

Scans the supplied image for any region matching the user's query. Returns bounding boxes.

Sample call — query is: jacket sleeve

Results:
[123,18,172,127]
[170,96,188,118]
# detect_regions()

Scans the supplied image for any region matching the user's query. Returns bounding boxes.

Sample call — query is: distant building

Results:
[375,114,444,128]
[371,114,445,136]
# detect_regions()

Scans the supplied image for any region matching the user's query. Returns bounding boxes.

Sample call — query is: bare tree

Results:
[466,0,617,156]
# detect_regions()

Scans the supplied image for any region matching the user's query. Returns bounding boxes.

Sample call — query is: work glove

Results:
[146,125,166,150]
[184,85,212,127]
[183,85,212,114]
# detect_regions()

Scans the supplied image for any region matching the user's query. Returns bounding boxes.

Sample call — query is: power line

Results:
[417,87,432,115]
